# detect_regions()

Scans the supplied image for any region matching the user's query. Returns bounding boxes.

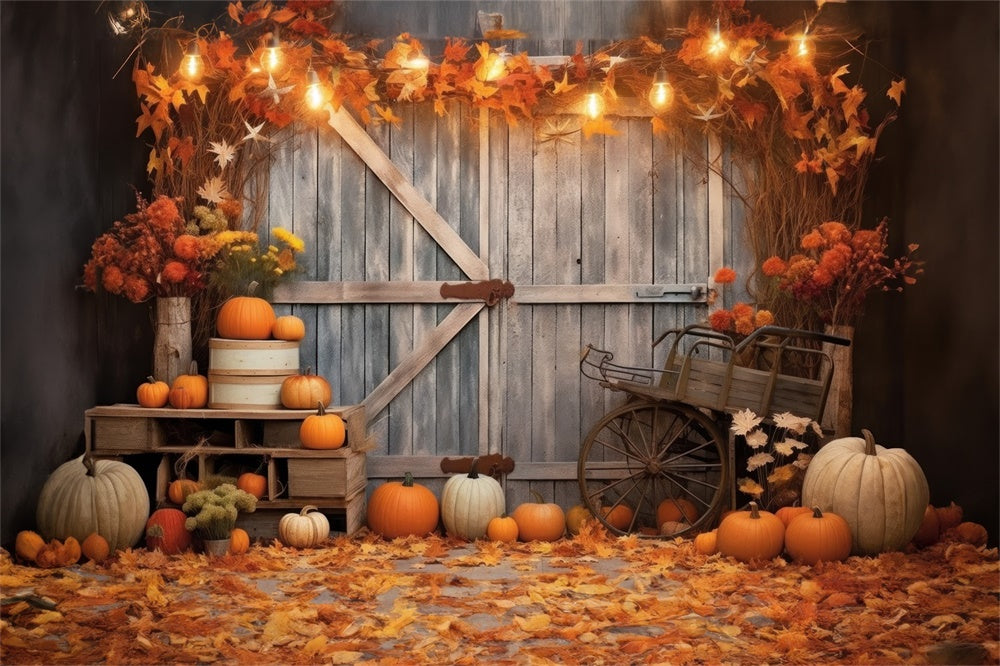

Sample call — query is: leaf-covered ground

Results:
[2,524,997,665]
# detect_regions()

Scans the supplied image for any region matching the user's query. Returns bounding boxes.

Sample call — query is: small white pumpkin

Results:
[278,505,330,548]
[801,429,929,555]
[36,455,149,551]
[440,459,505,540]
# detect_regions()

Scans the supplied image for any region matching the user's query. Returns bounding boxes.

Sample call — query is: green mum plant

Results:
[182,483,258,540]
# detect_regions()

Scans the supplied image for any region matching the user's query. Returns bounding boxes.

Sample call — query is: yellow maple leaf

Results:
[302,634,326,656]
[552,71,577,95]
[514,613,551,632]
[829,64,851,96]
[887,78,906,106]
[146,148,164,176]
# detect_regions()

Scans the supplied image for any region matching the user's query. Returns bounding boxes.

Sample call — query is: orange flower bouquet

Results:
[82,194,239,303]
[760,218,922,327]
[707,267,775,337]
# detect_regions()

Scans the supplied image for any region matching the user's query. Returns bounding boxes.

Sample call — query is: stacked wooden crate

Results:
[84,404,368,538]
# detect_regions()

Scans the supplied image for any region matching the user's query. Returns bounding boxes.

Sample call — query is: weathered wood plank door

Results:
[269,103,733,504]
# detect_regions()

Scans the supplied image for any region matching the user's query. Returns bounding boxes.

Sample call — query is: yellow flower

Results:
[272,227,305,253]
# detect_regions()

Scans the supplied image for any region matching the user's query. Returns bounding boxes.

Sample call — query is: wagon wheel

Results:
[577,400,729,538]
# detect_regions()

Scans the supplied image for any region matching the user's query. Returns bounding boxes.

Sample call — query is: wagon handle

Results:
[733,325,852,353]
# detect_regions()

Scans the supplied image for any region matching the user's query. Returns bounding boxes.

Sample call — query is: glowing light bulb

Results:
[406,52,430,71]
[305,66,324,110]
[647,67,673,111]
[485,54,506,82]
[795,34,810,58]
[584,83,604,120]
[707,18,727,57]
[263,33,282,72]
[180,40,203,80]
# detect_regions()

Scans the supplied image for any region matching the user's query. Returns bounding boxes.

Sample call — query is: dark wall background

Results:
[2,1,997,547]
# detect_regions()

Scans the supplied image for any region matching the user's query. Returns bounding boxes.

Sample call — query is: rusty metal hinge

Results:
[440,279,515,306]
[440,454,515,480]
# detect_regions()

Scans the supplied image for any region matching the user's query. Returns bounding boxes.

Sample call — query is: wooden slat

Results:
[361,302,483,423]
[478,107,491,457]
[326,106,488,280]
[514,284,708,304]
[366,455,580,481]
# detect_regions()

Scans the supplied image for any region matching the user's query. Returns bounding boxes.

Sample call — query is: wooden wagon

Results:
[578,325,851,538]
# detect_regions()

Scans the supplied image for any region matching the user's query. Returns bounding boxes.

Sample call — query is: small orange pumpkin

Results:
[137,376,170,408]
[168,478,201,505]
[299,402,346,450]
[81,532,111,562]
[168,362,208,409]
[229,528,251,554]
[486,515,519,543]
[656,498,700,526]
[911,504,940,547]
[272,315,306,341]
[693,529,718,555]
[237,472,268,500]
[935,501,964,532]
[281,368,333,409]
[600,502,635,532]
[511,491,565,542]
[565,504,595,536]
[145,508,192,554]
[15,530,45,562]
[217,283,276,340]
[784,507,853,565]
[949,521,988,547]
[775,505,813,528]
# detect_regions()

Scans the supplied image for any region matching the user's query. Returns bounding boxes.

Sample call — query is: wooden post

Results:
[153,297,192,386]
[821,324,854,437]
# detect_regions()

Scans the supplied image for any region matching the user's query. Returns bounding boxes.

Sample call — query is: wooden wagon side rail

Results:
[582,324,851,422]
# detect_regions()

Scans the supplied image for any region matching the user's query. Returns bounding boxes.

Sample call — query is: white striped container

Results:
[208,338,300,376]
[208,338,299,409]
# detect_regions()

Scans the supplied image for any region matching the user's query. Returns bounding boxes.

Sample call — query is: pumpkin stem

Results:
[248,280,260,296]
[530,489,545,504]
[403,472,415,487]
[187,360,199,375]
[748,501,760,519]
[316,401,326,416]
[468,458,480,479]
[861,429,877,455]
[147,375,158,384]
[811,506,824,519]
[300,505,318,515]
[83,455,97,477]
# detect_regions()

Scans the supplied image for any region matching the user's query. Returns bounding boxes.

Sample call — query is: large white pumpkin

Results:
[801,429,928,555]
[440,460,505,540]
[36,455,150,551]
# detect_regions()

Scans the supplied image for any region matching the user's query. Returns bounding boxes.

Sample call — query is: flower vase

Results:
[821,324,854,437]
[153,296,192,386]
[202,537,232,557]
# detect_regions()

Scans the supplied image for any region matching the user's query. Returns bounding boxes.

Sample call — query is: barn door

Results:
[270,104,730,499]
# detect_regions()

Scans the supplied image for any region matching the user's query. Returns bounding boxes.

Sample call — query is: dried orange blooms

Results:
[761,219,922,327]
[2,523,996,664]
[708,267,775,337]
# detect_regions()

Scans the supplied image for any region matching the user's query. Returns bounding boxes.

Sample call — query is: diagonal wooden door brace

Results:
[326,106,489,280]
[360,302,484,423]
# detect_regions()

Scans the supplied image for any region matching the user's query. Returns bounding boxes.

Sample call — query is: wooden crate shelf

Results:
[85,403,369,535]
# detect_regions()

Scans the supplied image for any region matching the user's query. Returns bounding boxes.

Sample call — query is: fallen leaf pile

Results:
[2,523,997,664]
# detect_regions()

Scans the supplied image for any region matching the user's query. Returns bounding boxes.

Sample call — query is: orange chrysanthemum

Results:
[800,230,824,250]
[161,260,190,283]
[101,265,125,293]
[754,310,774,327]
[819,221,850,244]
[708,309,734,333]
[173,235,201,261]
[123,274,150,302]
[217,198,243,222]
[713,267,737,284]
[761,256,787,277]
[731,302,754,319]
[734,316,755,336]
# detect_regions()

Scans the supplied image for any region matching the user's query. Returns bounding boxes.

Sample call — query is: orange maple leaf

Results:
[168,135,196,168]
[552,71,577,95]
[374,104,402,127]
[582,118,619,139]
[444,38,470,63]
[887,78,906,106]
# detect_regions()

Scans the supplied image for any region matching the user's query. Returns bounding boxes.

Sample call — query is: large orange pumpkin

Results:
[217,287,276,340]
[366,473,440,539]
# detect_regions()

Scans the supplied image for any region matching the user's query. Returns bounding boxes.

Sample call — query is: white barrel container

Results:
[208,338,300,376]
